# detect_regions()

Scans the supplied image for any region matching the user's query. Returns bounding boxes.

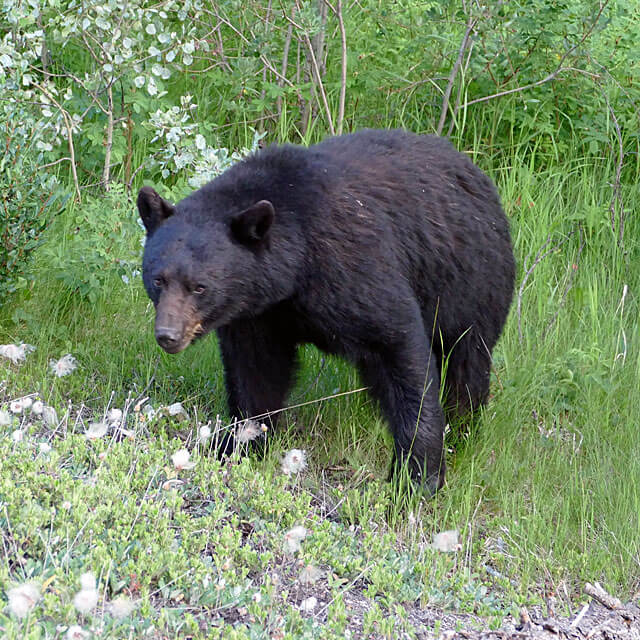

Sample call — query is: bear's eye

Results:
[193,284,206,295]
[153,277,164,288]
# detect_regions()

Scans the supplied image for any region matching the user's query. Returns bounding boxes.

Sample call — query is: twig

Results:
[602,87,625,245]
[324,0,347,135]
[543,226,585,338]
[571,603,590,628]
[277,11,294,118]
[288,2,335,135]
[223,386,368,428]
[102,83,114,190]
[437,14,477,136]
[32,81,81,202]
[517,231,576,342]
[584,582,622,611]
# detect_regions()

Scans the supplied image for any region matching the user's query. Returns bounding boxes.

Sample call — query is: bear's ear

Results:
[231,200,275,246]
[137,186,176,234]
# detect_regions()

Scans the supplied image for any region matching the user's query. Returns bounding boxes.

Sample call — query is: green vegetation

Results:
[1,0,639,637]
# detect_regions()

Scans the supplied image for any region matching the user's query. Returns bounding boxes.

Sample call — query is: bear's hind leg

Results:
[443,336,491,420]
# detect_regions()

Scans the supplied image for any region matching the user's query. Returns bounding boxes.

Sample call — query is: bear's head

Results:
[137,186,294,354]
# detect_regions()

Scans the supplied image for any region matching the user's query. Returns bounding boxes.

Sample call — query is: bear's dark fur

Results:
[137,129,515,493]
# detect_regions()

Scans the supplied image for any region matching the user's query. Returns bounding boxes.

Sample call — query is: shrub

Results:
[0,108,66,301]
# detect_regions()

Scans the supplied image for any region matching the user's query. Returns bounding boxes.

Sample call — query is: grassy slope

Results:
[0,146,638,637]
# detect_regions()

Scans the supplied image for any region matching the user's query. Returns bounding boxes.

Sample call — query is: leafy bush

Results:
[0,107,66,301]
[43,185,143,303]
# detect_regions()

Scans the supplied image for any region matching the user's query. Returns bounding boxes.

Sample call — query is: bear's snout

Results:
[155,326,183,353]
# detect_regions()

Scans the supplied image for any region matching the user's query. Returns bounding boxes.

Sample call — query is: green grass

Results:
[1,148,639,637]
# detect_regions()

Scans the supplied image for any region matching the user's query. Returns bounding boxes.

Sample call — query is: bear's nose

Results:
[155,327,181,351]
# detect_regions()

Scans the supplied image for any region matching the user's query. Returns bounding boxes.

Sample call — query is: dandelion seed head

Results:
[42,405,58,427]
[284,525,307,553]
[235,419,262,444]
[167,402,187,420]
[39,442,52,454]
[7,582,40,618]
[299,596,317,612]
[0,343,35,364]
[431,529,461,553]
[107,408,122,423]
[110,595,135,619]
[171,448,196,470]
[85,421,108,440]
[65,624,90,639]
[0,409,11,426]
[49,354,78,377]
[12,429,24,442]
[281,449,307,476]
[31,400,44,415]
[299,564,323,585]
[198,424,211,441]
[73,584,98,614]
[79,572,96,591]
[10,399,24,414]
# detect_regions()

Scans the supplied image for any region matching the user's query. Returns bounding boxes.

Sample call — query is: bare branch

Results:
[437,14,477,136]
[102,84,114,191]
[324,0,347,135]
[458,0,610,111]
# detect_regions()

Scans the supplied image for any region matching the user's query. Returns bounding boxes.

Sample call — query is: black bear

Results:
[137,129,515,493]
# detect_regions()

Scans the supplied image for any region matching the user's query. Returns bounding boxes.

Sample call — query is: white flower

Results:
[32,400,44,415]
[107,408,122,423]
[85,422,108,440]
[281,449,307,476]
[284,525,307,554]
[235,419,262,444]
[299,596,317,612]
[39,442,52,454]
[50,354,78,377]
[43,405,58,427]
[66,625,90,639]
[73,572,98,613]
[7,582,40,618]
[198,424,211,442]
[61,500,72,510]
[171,448,196,470]
[12,429,24,442]
[0,343,35,364]
[0,409,12,426]
[431,529,461,553]
[110,595,135,618]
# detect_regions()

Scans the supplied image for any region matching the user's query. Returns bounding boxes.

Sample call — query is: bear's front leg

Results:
[217,318,298,453]
[358,334,446,495]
